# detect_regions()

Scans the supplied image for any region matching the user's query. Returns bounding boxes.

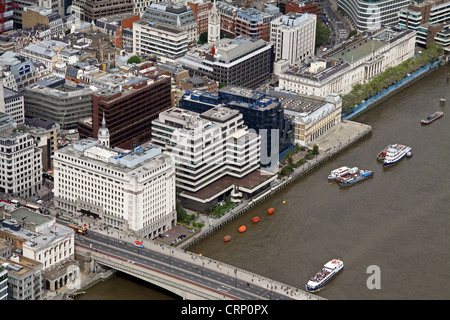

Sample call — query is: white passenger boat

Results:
[328,166,350,181]
[306,259,344,292]
[383,144,412,167]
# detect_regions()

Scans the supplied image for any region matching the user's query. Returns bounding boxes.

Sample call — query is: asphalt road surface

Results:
[75,230,299,300]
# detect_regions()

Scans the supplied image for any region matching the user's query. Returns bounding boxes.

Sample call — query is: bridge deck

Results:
[74,231,324,300]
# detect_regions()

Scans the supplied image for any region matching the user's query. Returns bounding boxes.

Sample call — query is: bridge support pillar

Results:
[75,250,95,273]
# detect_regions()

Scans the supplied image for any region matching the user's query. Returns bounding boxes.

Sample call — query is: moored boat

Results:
[421,111,443,124]
[306,259,344,292]
[377,146,389,161]
[336,168,373,186]
[383,144,411,167]
[328,166,350,180]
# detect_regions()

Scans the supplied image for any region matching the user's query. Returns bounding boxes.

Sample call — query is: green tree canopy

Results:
[315,21,331,49]
[198,31,208,44]
[127,55,141,64]
[340,43,444,112]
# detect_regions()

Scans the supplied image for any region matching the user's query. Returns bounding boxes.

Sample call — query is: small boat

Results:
[238,225,246,233]
[421,111,443,124]
[267,208,275,215]
[336,168,373,186]
[383,144,412,167]
[328,166,350,180]
[306,259,344,292]
[223,235,231,242]
[406,151,413,158]
[252,216,260,223]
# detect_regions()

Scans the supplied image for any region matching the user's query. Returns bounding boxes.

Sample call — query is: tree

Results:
[315,21,331,49]
[312,145,319,155]
[176,199,187,221]
[127,55,141,64]
[198,31,208,44]
[348,30,357,39]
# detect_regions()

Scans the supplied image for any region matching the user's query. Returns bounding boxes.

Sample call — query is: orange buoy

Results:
[267,208,275,215]
[223,235,231,242]
[252,216,260,223]
[238,225,247,233]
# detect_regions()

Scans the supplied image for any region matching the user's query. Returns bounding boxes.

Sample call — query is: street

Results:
[321,0,352,52]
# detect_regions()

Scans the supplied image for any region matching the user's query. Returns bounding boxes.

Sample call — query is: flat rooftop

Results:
[180,170,275,200]
[200,106,240,123]
[327,39,386,63]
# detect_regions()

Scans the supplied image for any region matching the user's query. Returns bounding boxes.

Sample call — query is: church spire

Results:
[98,111,110,148]
[208,0,220,44]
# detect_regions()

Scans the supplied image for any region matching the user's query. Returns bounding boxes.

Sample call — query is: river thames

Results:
[80,63,450,300]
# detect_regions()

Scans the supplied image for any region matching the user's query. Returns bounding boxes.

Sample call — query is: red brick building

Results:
[187,0,211,35]
[217,2,281,41]
[285,0,318,15]
[95,13,141,49]
[78,70,172,150]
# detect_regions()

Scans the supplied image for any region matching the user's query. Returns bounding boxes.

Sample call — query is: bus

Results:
[68,223,87,235]
[11,200,20,208]
[24,203,41,212]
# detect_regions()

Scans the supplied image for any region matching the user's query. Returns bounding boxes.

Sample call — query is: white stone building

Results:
[268,89,343,147]
[270,12,317,66]
[0,112,42,198]
[140,3,198,44]
[276,27,416,98]
[0,208,77,294]
[133,20,189,63]
[152,106,276,211]
[53,138,177,238]
[0,84,24,124]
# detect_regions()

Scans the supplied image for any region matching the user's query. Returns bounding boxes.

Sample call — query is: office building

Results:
[24,79,94,130]
[141,3,198,44]
[24,118,59,171]
[267,89,342,147]
[53,138,177,237]
[179,87,293,163]
[285,0,319,15]
[71,0,134,22]
[398,0,450,51]
[177,36,273,89]
[94,13,141,49]
[21,6,64,38]
[216,2,282,41]
[338,0,411,31]
[0,113,42,198]
[19,40,69,72]
[152,107,276,211]
[270,12,317,66]
[187,0,212,36]
[0,85,24,124]
[0,255,43,300]
[133,20,189,63]
[78,72,172,150]
[0,266,7,300]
